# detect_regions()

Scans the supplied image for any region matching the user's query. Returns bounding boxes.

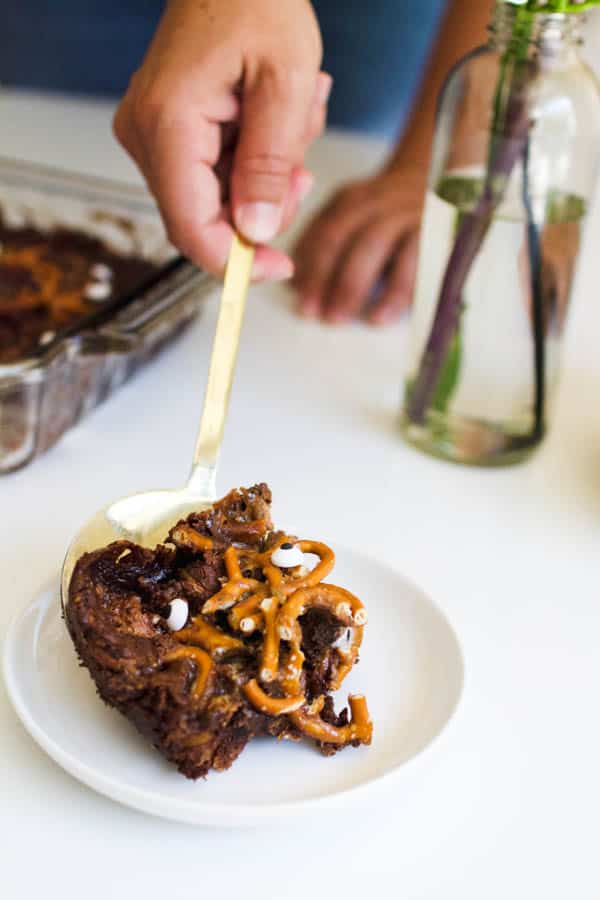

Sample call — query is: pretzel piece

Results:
[279,643,305,696]
[163,646,213,700]
[278,584,366,634]
[258,595,281,683]
[243,679,305,715]
[290,694,373,746]
[170,524,214,553]
[228,584,270,630]
[202,547,261,613]
[176,618,244,656]
[330,626,364,690]
[262,539,335,598]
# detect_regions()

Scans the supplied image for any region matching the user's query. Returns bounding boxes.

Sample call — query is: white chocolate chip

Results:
[260,668,275,683]
[260,596,275,613]
[335,601,352,620]
[89,262,113,281]
[84,280,112,302]
[240,617,256,634]
[354,609,368,626]
[166,598,189,632]
[38,330,56,346]
[271,543,304,568]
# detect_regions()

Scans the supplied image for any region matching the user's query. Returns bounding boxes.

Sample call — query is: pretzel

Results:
[167,531,371,748]
[243,679,305,715]
[163,646,212,700]
[278,584,367,635]
[176,618,243,656]
[261,540,335,598]
[170,524,214,553]
[257,595,281,683]
[290,694,373,746]
[278,642,305,697]
[331,628,363,691]
[276,584,366,691]
[227,584,270,632]
[201,546,262,613]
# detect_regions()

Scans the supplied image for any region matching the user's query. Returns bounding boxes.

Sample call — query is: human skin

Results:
[114,0,330,282]
[114,0,492,320]
[293,0,495,324]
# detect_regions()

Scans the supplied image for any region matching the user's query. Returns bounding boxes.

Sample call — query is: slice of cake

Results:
[65,484,372,780]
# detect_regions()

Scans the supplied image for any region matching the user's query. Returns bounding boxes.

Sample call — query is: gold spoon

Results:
[60,234,254,604]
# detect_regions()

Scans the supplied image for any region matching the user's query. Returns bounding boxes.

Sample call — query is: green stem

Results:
[407,7,538,427]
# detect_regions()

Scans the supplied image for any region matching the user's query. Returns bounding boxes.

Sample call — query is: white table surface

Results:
[1,90,600,898]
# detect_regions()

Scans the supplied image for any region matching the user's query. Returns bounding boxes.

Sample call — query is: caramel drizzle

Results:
[163,533,372,747]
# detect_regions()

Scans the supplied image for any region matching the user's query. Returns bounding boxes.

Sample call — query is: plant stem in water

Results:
[521,138,546,440]
[407,61,533,425]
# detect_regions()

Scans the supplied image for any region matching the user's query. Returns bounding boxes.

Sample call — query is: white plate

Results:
[3,548,463,826]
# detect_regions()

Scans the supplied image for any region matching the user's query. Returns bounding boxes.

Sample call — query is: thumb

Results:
[232,64,317,244]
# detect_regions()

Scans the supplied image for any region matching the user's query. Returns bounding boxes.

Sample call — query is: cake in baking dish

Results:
[0,214,159,364]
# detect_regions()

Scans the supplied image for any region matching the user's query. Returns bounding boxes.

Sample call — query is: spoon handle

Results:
[188,234,255,496]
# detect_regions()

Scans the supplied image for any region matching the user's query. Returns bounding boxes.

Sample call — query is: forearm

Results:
[387,0,494,173]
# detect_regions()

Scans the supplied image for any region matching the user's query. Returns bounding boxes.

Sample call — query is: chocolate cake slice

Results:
[65,485,372,780]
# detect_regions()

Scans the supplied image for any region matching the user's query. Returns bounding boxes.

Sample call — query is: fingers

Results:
[293,184,373,317]
[231,63,321,244]
[305,72,332,144]
[280,168,315,232]
[366,229,420,325]
[293,169,425,324]
[320,221,403,324]
[115,63,327,279]
[136,115,234,273]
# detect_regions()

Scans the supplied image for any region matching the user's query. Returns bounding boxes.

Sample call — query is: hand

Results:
[292,166,426,325]
[114,0,329,280]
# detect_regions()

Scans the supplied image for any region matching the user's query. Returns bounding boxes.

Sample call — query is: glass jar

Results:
[401,1,600,465]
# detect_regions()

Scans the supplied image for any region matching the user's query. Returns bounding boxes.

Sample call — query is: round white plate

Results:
[3,548,463,826]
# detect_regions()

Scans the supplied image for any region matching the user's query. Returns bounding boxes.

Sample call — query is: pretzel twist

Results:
[168,532,371,747]
[243,679,305,715]
[201,547,262,613]
[290,694,373,746]
[170,524,214,553]
[176,618,243,656]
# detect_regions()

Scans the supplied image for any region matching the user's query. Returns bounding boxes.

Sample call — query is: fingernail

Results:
[298,172,315,205]
[317,74,333,105]
[236,203,282,244]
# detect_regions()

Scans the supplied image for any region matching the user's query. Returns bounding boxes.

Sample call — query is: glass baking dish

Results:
[0,157,215,473]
